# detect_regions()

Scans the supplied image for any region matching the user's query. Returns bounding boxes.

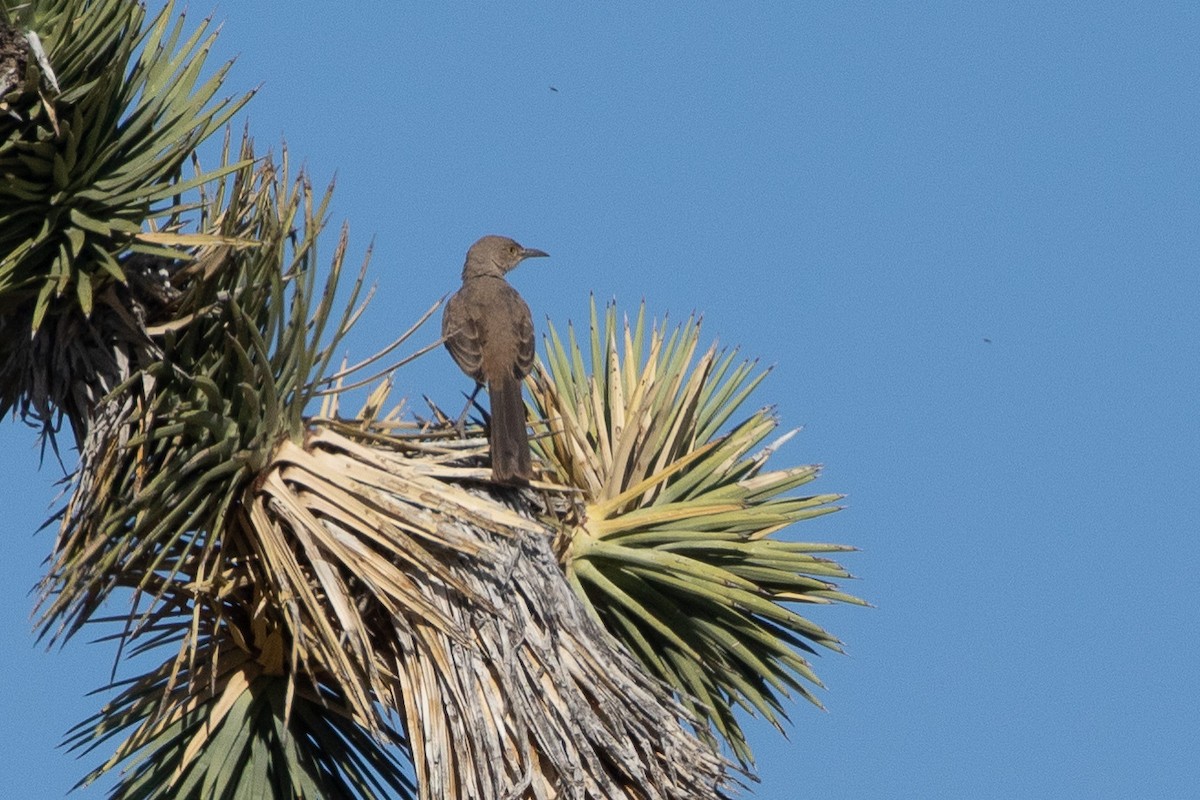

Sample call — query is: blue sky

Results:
[2,2,1198,797]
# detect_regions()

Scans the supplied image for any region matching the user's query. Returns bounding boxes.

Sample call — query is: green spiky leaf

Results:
[66,652,415,800]
[0,1,251,321]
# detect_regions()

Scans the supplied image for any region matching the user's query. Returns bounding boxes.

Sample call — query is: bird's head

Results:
[463,235,549,278]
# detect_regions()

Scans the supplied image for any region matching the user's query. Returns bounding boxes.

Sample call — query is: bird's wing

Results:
[514,294,535,379]
[442,290,485,381]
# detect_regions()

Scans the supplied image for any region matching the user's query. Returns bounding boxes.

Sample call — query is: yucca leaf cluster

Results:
[36,123,417,795]
[39,136,358,647]
[529,299,866,765]
[67,656,414,798]
[0,0,248,437]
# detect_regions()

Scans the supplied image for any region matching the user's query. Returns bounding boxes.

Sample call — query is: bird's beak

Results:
[520,247,550,260]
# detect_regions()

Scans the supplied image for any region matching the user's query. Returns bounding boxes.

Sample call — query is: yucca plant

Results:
[528,300,866,766]
[3,2,863,797]
[41,128,731,798]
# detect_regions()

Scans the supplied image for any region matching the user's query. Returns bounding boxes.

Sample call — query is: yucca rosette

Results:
[529,299,865,765]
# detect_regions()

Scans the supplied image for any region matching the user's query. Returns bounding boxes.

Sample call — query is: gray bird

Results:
[442,235,548,483]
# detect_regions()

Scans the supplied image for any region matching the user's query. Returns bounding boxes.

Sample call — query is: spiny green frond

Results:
[528,296,866,767]
[38,137,436,794]
[35,136,356,652]
[0,0,252,439]
[65,643,415,800]
[0,0,250,320]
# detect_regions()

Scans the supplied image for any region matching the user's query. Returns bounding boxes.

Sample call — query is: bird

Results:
[442,235,549,484]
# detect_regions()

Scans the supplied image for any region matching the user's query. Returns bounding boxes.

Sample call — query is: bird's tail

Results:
[488,374,532,484]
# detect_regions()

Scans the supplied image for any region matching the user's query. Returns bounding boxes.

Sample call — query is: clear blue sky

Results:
[3,2,1197,797]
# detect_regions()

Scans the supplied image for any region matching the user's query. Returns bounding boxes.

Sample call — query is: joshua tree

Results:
[0,2,864,797]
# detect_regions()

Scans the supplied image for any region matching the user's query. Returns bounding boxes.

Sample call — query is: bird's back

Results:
[443,277,534,383]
